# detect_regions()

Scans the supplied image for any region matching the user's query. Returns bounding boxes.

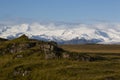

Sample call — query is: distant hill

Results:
[0,38,8,42]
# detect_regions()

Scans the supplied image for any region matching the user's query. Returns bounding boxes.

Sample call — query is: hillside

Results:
[0,35,120,80]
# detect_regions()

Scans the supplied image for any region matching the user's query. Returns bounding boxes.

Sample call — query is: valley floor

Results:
[60,44,120,53]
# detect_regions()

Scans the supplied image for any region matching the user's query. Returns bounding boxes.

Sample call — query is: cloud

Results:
[1,21,120,31]
[0,21,120,44]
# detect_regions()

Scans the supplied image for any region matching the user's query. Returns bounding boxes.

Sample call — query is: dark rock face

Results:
[41,43,63,59]
[42,44,56,59]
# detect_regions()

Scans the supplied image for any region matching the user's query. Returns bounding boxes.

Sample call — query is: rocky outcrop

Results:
[0,34,105,61]
[0,35,64,59]
[10,42,36,53]
[13,65,31,77]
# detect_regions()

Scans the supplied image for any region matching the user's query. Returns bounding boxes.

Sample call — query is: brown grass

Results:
[60,44,120,53]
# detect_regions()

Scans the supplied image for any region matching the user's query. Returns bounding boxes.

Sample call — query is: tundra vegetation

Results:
[0,35,120,80]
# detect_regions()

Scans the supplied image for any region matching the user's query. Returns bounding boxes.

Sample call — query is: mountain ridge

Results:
[0,23,120,44]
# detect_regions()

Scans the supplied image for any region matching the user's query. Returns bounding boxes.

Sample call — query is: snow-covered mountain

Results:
[0,22,120,44]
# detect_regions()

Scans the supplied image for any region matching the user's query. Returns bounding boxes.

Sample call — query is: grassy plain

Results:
[0,44,120,80]
[60,44,120,53]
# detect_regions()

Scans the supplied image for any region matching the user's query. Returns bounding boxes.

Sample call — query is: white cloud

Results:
[0,22,120,44]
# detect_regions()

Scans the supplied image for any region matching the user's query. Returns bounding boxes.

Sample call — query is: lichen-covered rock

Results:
[13,54,23,59]
[63,52,70,59]
[45,52,56,59]
[13,65,31,77]
[41,43,63,59]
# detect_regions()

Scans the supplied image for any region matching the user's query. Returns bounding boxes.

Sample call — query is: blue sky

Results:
[0,0,119,23]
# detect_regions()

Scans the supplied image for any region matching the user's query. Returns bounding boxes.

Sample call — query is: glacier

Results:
[0,22,120,44]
